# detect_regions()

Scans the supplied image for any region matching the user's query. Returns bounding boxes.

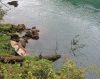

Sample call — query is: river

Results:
[1,0,100,79]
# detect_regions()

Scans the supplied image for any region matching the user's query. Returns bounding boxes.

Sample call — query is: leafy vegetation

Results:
[59,60,85,79]
[0,24,12,33]
[0,33,14,55]
[0,58,55,79]
[0,57,85,79]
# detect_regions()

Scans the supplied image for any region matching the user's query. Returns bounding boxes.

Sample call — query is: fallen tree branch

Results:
[0,55,24,64]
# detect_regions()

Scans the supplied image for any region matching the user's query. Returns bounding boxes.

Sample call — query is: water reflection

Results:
[70,34,86,56]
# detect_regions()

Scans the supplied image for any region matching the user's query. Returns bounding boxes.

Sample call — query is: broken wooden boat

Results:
[10,40,29,56]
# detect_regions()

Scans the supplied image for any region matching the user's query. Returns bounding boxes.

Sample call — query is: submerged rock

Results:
[39,54,61,62]
[7,1,18,7]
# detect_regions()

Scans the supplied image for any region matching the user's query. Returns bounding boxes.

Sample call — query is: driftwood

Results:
[39,54,61,62]
[0,55,24,64]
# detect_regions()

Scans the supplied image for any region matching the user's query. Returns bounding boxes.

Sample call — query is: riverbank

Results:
[0,23,85,79]
[0,6,85,79]
[0,56,85,79]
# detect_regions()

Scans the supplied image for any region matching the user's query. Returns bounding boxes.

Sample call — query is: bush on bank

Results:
[0,57,85,79]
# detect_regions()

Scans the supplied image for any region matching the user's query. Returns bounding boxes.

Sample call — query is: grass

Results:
[0,57,85,79]
[0,24,12,31]
[0,57,56,79]
[0,33,14,55]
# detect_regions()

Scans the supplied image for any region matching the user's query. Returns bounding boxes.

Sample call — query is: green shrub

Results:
[0,34,14,55]
[0,24,12,34]
[21,59,56,79]
[0,57,86,79]
[0,58,57,79]
[59,60,85,79]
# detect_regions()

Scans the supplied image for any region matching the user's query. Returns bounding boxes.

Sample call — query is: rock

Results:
[31,29,39,39]
[10,34,27,48]
[7,1,18,7]
[19,36,28,48]
[10,24,40,48]
[11,24,26,33]
[32,26,36,29]
[10,33,20,42]
[17,24,26,32]
[25,28,39,40]
[39,54,61,62]
[10,24,39,40]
